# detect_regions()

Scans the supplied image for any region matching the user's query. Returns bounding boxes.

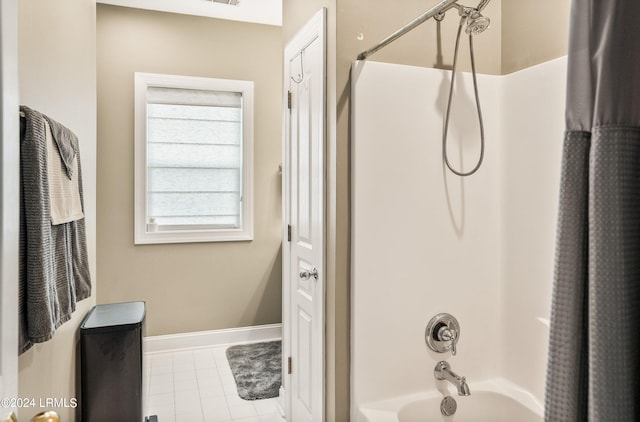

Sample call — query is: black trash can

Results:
[80,301,146,422]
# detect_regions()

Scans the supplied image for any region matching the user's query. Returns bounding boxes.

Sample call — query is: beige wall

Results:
[502,0,571,74]
[17,0,97,420]
[96,5,283,336]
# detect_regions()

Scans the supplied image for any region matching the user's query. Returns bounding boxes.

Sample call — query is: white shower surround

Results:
[351,57,567,418]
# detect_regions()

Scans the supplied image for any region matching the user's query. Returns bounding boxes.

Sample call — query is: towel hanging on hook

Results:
[18,105,92,354]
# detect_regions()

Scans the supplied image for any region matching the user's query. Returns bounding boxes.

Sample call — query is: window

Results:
[134,73,253,244]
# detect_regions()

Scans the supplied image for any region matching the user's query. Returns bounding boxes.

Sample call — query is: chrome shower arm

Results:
[357,0,459,61]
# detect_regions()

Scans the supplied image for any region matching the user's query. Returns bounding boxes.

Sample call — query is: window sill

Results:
[134,228,253,245]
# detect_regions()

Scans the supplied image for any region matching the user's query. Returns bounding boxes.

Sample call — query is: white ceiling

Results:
[96,0,282,26]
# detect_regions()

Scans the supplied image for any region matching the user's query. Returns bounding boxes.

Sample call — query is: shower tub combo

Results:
[351,0,563,420]
[357,314,543,421]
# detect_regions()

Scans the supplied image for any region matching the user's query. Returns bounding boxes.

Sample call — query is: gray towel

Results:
[44,119,84,225]
[43,114,78,180]
[19,106,92,354]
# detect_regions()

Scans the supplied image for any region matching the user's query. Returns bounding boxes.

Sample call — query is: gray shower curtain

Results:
[545,1,640,421]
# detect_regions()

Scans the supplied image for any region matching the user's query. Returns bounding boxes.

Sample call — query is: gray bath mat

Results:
[226,340,281,400]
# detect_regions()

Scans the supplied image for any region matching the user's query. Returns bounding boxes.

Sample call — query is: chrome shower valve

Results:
[426,313,460,355]
[437,325,458,355]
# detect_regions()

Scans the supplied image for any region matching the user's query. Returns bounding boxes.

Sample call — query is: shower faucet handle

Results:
[437,326,458,355]
[426,313,461,355]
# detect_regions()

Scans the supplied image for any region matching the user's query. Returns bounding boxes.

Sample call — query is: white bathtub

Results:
[357,379,543,422]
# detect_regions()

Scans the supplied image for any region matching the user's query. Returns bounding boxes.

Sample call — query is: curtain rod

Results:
[357,0,459,61]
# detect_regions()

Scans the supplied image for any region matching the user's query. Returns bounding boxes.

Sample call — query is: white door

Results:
[282,9,326,422]
[0,0,20,419]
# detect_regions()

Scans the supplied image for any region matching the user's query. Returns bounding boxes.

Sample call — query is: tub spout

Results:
[434,361,471,396]
[459,378,471,396]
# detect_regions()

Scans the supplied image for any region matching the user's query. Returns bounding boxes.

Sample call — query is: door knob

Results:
[299,267,319,281]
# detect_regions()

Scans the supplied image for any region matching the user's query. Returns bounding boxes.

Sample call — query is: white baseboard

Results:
[144,323,282,354]
[277,386,287,416]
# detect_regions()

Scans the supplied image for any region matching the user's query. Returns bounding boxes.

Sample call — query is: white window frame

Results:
[134,72,254,244]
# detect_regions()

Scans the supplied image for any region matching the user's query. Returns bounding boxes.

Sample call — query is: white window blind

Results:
[135,73,253,244]
[146,86,244,230]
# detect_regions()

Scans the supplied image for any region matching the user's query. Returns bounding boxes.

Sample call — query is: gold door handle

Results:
[30,412,59,422]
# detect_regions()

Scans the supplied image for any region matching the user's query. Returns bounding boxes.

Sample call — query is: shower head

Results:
[452,0,491,35]
[465,11,490,35]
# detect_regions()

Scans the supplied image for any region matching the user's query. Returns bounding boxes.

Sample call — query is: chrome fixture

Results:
[435,361,471,396]
[357,0,459,61]
[440,396,458,416]
[356,0,491,177]
[356,0,491,60]
[300,266,319,281]
[450,4,491,35]
[475,0,491,12]
[441,4,487,176]
[425,313,460,355]
[465,11,490,35]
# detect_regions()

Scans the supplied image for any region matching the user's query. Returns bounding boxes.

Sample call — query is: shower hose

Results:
[442,15,486,177]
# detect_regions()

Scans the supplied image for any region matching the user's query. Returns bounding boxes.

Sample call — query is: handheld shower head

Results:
[451,1,491,35]
[465,11,490,35]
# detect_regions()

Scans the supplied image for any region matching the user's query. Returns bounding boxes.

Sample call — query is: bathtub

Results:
[356,379,543,422]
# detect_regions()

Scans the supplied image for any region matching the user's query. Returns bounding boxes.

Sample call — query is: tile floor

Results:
[145,345,285,422]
